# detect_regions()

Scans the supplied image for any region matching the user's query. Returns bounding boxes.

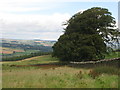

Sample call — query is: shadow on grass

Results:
[10,58,119,70]
[10,62,67,69]
[68,59,119,75]
[7,58,120,75]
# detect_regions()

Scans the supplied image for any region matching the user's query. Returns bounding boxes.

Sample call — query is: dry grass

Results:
[2,66,118,88]
[2,55,119,88]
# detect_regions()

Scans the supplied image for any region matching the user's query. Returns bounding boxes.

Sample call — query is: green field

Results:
[105,52,120,59]
[2,55,119,88]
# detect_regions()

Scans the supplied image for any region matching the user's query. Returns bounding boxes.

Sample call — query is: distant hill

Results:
[1,38,56,52]
[1,38,56,46]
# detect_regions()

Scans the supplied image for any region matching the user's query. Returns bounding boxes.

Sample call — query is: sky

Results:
[0,0,119,40]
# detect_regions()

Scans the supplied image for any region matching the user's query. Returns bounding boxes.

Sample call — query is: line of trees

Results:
[2,52,51,61]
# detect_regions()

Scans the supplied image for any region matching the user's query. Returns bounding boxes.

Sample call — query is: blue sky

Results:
[0,0,118,40]
[60,2,118,19]
[9,2,118,19]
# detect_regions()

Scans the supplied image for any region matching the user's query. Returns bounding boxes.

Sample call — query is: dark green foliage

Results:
[53,33,106,61]
[52,7,119,62]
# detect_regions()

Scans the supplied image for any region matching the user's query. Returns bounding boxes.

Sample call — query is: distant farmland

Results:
[1,47,24,54]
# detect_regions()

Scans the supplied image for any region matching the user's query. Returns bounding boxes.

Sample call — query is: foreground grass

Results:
[2,55,119,88]
[2,67,118,88]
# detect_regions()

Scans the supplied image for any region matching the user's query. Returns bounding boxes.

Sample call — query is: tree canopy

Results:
[52,7,119,62]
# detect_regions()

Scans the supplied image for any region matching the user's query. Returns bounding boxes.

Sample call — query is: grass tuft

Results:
[92,66,119,75]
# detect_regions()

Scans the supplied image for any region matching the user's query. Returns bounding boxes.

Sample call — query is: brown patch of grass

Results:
[88,70,100,79]
[2,51,13,54]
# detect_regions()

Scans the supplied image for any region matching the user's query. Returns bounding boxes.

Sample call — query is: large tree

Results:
[52,7,119,62]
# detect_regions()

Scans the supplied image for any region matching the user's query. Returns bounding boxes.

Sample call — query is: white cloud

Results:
[0,0,57,14]
[0,7,48,12]
[0,13,71,40]
[0,0,71,40]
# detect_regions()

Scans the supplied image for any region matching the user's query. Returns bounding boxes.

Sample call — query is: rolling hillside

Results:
[1,38,56,53]
[1,38,56,46]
